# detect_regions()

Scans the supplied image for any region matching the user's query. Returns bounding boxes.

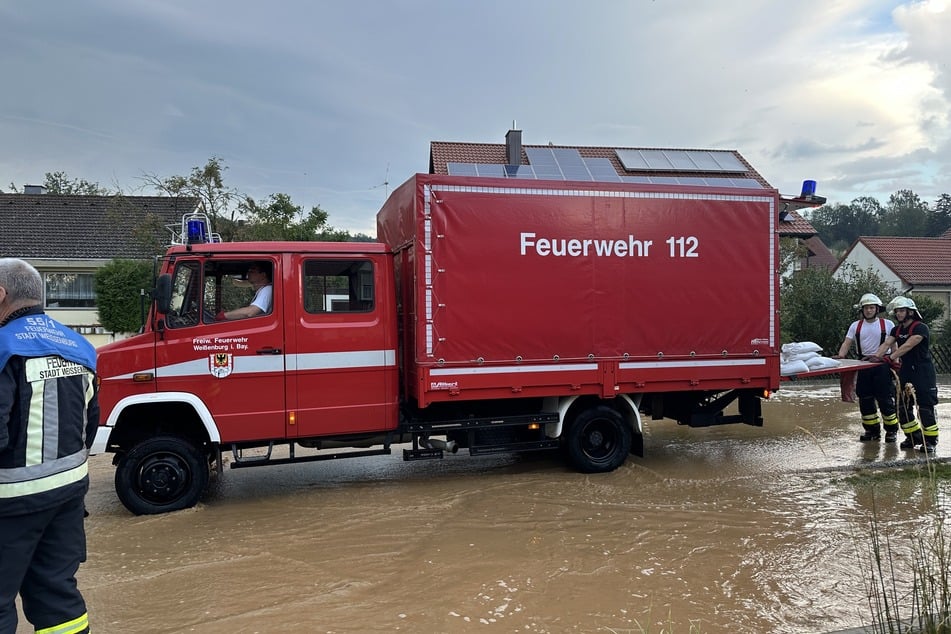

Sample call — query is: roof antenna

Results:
[370,163,390,198]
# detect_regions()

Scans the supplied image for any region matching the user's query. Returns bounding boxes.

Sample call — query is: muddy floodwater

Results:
[17,380,951,633]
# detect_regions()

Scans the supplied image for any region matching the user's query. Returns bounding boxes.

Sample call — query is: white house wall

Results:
[834,243,906,290]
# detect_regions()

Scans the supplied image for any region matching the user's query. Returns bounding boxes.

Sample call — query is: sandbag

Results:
[781,341,822,356]
[780,359,810,376]
[805,356,840,370]
[784,350,821,363]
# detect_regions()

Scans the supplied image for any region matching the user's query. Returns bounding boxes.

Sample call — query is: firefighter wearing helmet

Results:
[874,296,939,453]
[833,293,898,442]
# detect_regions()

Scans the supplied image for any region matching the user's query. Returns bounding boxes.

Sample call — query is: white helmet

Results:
[888,296,921,318]
[855,293,884,312]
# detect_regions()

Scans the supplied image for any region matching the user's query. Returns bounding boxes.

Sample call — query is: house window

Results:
[45,272,97,308]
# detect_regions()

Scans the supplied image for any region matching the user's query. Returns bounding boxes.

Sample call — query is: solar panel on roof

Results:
[683,151,721,171]
[526,147,557,166]
[677,177,711,187]
[728,178,762,189]
[621,175,652,184]
[640,150,675,170]
[525,147,564,180]
[551,149,593,181]
[504,165,537,178]
[710,152,747,172]
[703,177,763,189]
[450,149,759,186]
[616,149,749,174]
[615,150,650,171]
[447,162,478,176]
[583,158,621,182]
[474,164,504,176]
[667,152,703,171]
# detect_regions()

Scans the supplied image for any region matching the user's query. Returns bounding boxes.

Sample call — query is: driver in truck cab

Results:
[216,262,272,321]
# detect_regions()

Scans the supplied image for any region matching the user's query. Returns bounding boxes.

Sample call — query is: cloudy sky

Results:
[2,1,949,234]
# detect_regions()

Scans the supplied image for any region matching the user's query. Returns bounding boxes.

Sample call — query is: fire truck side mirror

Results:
[154,274,172,314]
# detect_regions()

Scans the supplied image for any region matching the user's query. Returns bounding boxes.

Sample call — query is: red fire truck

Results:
[93,172,814,514]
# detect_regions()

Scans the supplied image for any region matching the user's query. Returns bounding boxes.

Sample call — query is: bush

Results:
[94,259,154,334]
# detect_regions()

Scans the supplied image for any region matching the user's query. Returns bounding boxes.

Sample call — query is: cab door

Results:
[155,257,286,442]
[285,254,398,438]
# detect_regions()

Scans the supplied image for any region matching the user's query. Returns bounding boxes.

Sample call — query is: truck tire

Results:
[115,436,210,515]
[565,405,632,473]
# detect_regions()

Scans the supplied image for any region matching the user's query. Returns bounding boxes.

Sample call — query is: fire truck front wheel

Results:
[115,436,210,515]
[564,405,632,473]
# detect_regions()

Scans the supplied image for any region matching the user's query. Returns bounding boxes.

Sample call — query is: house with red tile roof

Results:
[429,129,834,271]
[834,235,951,319]
[800,236,839,270]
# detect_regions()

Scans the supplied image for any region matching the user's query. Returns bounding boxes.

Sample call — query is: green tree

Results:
[236,193,349,241]
[807,203,843,252]
[929,193,951,236]
[43,171,111,195]
[807,196,882,252]
[879,189,930,236]
[3,173,111,195]
[896,293,944,325]
[141,157,239,238]
[140,157,354,242]
[850,196,884,239]
[94,259,154,334]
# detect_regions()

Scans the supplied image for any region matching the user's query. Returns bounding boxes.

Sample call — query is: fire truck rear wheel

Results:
[564,405,631,473]
[115,436,210,515]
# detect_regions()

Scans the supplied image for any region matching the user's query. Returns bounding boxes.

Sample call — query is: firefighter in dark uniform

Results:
[875,296,939,453]
[0,258,98,634]
[833,293,898,442]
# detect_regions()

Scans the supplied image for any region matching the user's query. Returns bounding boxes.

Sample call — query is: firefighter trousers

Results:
[0,495,88,634]
[856,364,897,434]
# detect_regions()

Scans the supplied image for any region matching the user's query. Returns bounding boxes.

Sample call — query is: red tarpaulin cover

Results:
[378,176,779,385]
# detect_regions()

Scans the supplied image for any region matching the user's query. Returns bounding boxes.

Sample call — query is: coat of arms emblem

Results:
[210,352,233,378]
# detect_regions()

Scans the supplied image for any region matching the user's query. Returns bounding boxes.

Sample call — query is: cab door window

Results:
[166,262,202,328]
[164,259,274,328]
[303,259,373,313]
[202,260,274,322]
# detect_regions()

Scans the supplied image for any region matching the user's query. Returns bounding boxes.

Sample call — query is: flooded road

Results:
[19,381,951,633]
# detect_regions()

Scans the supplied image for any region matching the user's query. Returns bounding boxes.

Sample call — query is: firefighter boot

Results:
[859,414,880,442]
[883,415,899,443]
[900,431,924,450]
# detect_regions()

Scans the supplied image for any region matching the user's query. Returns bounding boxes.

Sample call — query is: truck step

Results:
[403,447,444,461]
[231,442,273,464]
[229,448,391,470]
[469,439,560,456]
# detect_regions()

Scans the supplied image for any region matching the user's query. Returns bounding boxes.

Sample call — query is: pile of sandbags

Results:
[780,341,840,376]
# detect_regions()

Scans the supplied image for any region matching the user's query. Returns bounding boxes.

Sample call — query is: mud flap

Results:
[630,432,644,457]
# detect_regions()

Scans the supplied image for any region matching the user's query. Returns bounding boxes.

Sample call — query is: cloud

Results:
[1,0,950,233]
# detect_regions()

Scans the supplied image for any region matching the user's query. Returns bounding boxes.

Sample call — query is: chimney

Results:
[505,128,522,166]
[23,185,46,195]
